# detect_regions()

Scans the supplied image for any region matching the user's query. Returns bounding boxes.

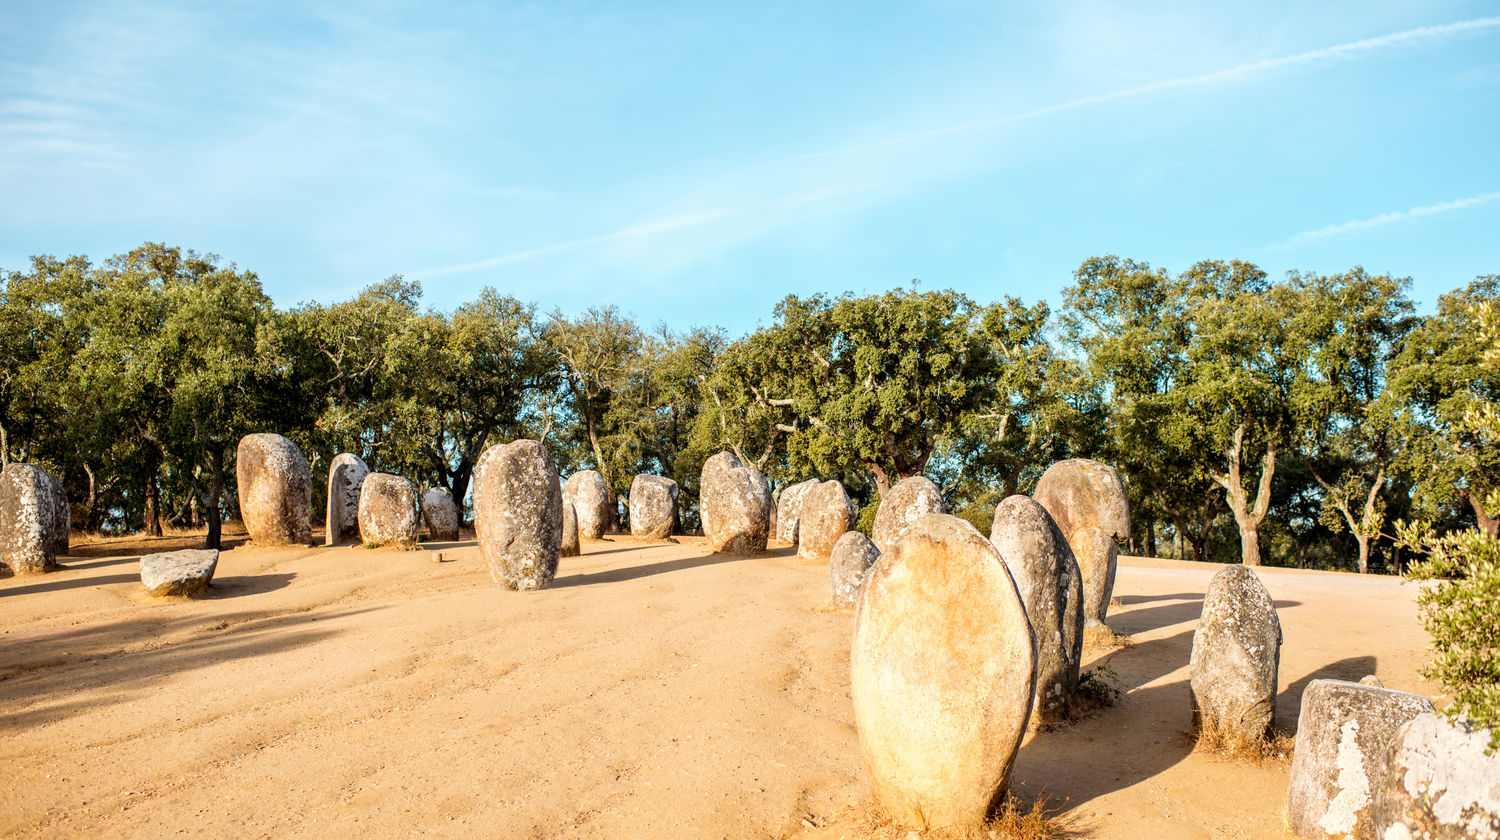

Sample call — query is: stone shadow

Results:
[1109,597,1302,636]
[1276,654,1378,730]
[550,551,752,588]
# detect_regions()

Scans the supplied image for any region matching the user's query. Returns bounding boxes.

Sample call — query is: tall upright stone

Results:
[357,473,419,548]
[1288,679,1435,840]
[829,530,879,609]
[797,480,855,562]
[1190,564,1282,743]
[325,453,369,546]
[852,514,1035,830]
[564,470,613,540]
[420,487,460,541]
[700,452,771,555]
[870,476,945,555]
[560,501,581,557]
[1032,458,1130,627]
[775,478,819,544]
[237,433,312,546]
[990,495,1084,723]
[473,440,564,590]
[629,475,678,540]
[0,463,56,575]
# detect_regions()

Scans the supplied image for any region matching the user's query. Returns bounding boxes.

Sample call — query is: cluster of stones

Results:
[1032,458,1130,627]
[629,475,678,540]
[700,452,772,555]
[564,470,612,540]
[0,462,69,576]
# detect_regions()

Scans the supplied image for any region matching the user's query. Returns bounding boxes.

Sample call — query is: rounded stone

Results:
[1374,712,1500,840]
[870,476,945,555]
[236,433,312,546]
[0,463,56,575]
[700,452,771,555]
[420,487,460,541]
[1032,458,1131,627]
[358,473,419,548]
[797,480,855,562]
[560,501,581,557]
[473,440,564,591]
[990,495,1084,723]
[564,470,612,540]
[325,453,369,546]
[829,530,879,609]
[1189,564,1282,742]
[851,514,1036,830]
[775,478,819,544]
[140,549,219,597]
[629,475,678,540]
[1287,679,1436,840]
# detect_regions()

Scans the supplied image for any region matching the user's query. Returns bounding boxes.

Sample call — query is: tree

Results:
[548,306,643,498]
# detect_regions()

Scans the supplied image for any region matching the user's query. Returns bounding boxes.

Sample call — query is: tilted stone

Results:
[560,501,581,557]
[870,476,945,555]
[1032,458,1130,627]
[140,549,218,597]
[236,433,312,546]
[775,478,819,544]
[829,530,879,609]
[629,475,678,540]
[420,487,460,541]
[473,440,563,590]
[1373,712,1500,840]
[700,452,771,555]
[797,480,855,562]
[325,453,368,546]
[0,463,56,575]
[358,473,419,548]
[564,470,613,540]
[852,514,1035,830]
[1190,564,1282,743]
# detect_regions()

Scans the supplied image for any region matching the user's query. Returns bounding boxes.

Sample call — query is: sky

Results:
[1,1,1497,335]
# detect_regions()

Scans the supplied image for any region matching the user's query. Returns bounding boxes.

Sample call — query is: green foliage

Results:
[854,496,880,538]
[952,501,994,538]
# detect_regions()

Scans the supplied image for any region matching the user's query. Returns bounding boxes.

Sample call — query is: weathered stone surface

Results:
[990,495,1084,723]
[420,487,460,541]
[829,530,879,609]
[236,433,312,546]
[1374,713,1500,840]
[1032,458,1131,627]
[325,453,368,546]
[43,470,68,555]
[564,470,612,540]
[140,549,218,596]
[0,463,55,575]
[797,480,855,562]
[1288,679,1435,840]
[560,501,581,557]
[629,474,678,540]
[700,452,771,555]
[870,476,945,555]
[775,478,819,544]
[473,440,563,590]
[852,514,1036,830]
[1190,564,1282,742]
[356,473,418,547]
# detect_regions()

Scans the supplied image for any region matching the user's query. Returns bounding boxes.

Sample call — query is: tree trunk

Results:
[82,460,96,530]
[585,405,609,490]
[203,446,224,550]
[866,462,891,499]
[1144,519,1157,558]
[1463,489,1499,538]
[1239,525,1262,568]
[1355,533,1369,575]
[143,451,162,537]
[1210,423,1275,566]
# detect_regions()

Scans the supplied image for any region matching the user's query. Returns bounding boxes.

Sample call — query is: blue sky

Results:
[2,1,1497,334]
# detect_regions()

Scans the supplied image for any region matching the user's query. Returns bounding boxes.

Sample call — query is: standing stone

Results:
[829,531,880,609]
[1190,564,1282,743]
[775,478,819,544]
[473,440,563,590]
[236,433,312,546]
[0,463,56,575]
[420,487,460,541]
[1288,679,1435,840]
[1374,713,1500,840]
[629,475,679,540]
[1032,458,1130,627]
[43,470,68,555]
[990,495,1084,723]
[870,476,946,555]
[851,514,1036,830]
[140,549,218,596]
[560,501,581,557]
[700,452,772,555]
[357,473,419,548]
[325,453,368,546]
[563,470,612,540]
[798,480,855,562]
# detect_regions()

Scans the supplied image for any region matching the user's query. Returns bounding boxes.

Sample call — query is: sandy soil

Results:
[0,529,1435,839]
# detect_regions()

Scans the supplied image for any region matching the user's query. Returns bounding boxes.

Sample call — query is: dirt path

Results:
[0,536,1434,838]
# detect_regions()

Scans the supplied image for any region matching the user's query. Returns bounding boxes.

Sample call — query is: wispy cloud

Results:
[1284,191,1500,245]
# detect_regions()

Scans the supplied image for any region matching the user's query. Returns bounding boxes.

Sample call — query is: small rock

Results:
[140,549,219,596]
[1359,675,1384,688]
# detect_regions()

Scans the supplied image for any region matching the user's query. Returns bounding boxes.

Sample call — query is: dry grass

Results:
[824,796,1082,840]
[1082,624,1131,650]
[1191,719,1296,765]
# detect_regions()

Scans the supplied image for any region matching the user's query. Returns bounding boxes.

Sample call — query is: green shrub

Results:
[953,502,994,538]
[854,495,880,537]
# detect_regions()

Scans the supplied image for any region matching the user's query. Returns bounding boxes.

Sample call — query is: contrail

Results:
[1287,191,1500,244]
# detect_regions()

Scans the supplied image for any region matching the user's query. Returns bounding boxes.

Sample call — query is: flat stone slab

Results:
[140,549,219,597]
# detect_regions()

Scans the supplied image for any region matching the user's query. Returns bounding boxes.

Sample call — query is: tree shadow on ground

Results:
[1276,654,1378,731]
[1114,592,1202,606]
[1109,598,1302,636]
[0,571,142,598]
[550,552,751,588]
[416,539,476,552]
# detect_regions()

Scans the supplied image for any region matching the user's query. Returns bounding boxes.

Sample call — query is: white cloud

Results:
[1285,191,1500,244]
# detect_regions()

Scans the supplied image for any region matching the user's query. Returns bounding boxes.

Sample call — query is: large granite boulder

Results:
[0,463,56,575]
[852,514,1035,830]
[324,453,368,546]
[1288,679,1435,840]
[358,473,419,548]
[1032,458,1130,627]
[629,475,678,540]
[797,480,855,562]
[560,501,581,557]
[236,433,312,546]
[1190,564,1282,744]
[990,495,1084,723]
[1374,713,1500,839]
[420,487,459,541]
[43,470,68,555]
[775,478,819,544]
[473,440,563,590]
[700,452,771,555]
[564,470,612,540]
[829,530,879,609]
[870,476,945,555]
[140,549,218,596]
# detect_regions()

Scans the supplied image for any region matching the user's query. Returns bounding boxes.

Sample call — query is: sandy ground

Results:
[0,529,1436,839]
